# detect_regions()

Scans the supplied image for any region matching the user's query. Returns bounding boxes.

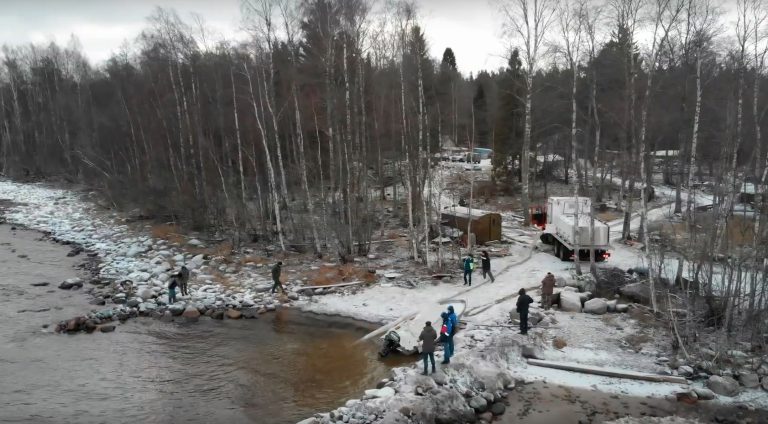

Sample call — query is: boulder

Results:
[182,306,201,321]
[707,375,740,397]
[468,396,488,413]
[615,303,629,313]
[560,291,583,312]
[225,309,242,320]
[241,307,259,319]
[490,402,506,416]
[432,372,448,386]
[739,372,760,389]
[139,289,154,301]
[619,282,650,304]
[168,304,185,316]
[605,299,618,312]
[693,387,716,400]
[678,366,695,377]
[583,298,608,315]
[100,324,116,333]
[211,310,225,320]
[126,298,141,308]
[478,412,493,423]
[762,376,768,391]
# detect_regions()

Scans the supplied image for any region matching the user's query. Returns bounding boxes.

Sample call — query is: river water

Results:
[0,225,405,423]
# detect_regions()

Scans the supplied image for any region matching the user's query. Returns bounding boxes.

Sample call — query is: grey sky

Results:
[0,0,507,75]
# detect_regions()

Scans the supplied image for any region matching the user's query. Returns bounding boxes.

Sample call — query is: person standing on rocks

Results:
[480,250,495,283]
[418,321,438,375]
[463,254,475,286]
[516,288,534,335]
[179,265,190,296]
[168,278,179,304]
[271,261,285,294]
[541,272,556,310]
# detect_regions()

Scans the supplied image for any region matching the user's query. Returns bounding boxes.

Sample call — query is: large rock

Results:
[560,291,582,312]
[139,289,154,301]
[583,298,608,315]
[468,396,488,413]
[678,366,695,377]
[182,306,201,321]
[58,278,83,290]
[126,298,141,308]
[762,376,768,391]
[100,324,116,333]
[693,387,716,400]
[241,307,259,319]
[739,372,760,389]
[490,402,506,416]
[619,282,651,304]
[707,375,740,397]
[225,309,242,319]
[168,304,185,316]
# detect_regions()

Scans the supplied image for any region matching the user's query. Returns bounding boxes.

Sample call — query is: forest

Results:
[0,0,766,266]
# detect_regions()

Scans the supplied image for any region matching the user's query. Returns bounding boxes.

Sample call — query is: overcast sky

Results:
[0,0,507,76]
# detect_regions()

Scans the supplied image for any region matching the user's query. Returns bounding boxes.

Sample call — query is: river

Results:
[0,224,406,423]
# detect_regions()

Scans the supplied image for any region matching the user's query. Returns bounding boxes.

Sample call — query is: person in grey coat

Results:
[418,321,438,375]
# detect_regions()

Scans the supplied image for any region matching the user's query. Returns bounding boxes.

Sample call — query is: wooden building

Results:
[441,207,502,245]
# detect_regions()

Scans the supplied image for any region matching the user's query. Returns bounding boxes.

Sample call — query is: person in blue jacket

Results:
[442,305,459,364]
[463,254,475,286]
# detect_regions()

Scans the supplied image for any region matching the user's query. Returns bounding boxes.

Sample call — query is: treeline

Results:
[1,0,767,266]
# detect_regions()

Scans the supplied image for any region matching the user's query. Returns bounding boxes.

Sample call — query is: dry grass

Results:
[238,255,271,266]
[151,223,185,245]
[188,241,234,259]
[552,337,568,350]
[302,264,378,286]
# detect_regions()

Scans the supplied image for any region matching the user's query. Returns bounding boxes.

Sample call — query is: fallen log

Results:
[295,280,372,292]
[355,312,418,344]
[526,359,688,384]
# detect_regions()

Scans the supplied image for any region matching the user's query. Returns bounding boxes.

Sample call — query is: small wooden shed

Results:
[441,208,502,245]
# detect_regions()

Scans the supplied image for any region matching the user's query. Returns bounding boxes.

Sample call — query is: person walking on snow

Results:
[463,254,475,286]
[480,250,495,283]
[541,272,556,310]
[168,278,179,304]
[418,321,438,375]
[271,261,285,294]
[516,288,534,335]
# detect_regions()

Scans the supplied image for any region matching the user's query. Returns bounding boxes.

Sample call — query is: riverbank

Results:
[0,222,405,423]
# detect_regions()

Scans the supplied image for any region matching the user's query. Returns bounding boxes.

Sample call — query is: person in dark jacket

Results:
[516,288,534,335]
[418,321,438,375]
[178,265,190,296]
[271,261,285,294]
[463,254,475,286]
[480,250,495,283]
[168,278,178,304]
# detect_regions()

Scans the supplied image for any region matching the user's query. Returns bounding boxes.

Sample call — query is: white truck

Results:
[537,197,611,262]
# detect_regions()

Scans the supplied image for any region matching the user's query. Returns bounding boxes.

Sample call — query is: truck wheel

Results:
[559,244,570,262]
[554,241,561,258]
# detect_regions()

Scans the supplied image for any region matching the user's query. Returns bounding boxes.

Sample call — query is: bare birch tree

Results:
[500,0,556,226]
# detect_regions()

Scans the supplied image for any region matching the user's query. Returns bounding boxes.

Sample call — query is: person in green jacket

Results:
[463,254,475,286]
[271,261,285,294]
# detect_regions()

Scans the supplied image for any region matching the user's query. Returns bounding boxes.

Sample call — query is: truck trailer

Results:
[537,197,611,262]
